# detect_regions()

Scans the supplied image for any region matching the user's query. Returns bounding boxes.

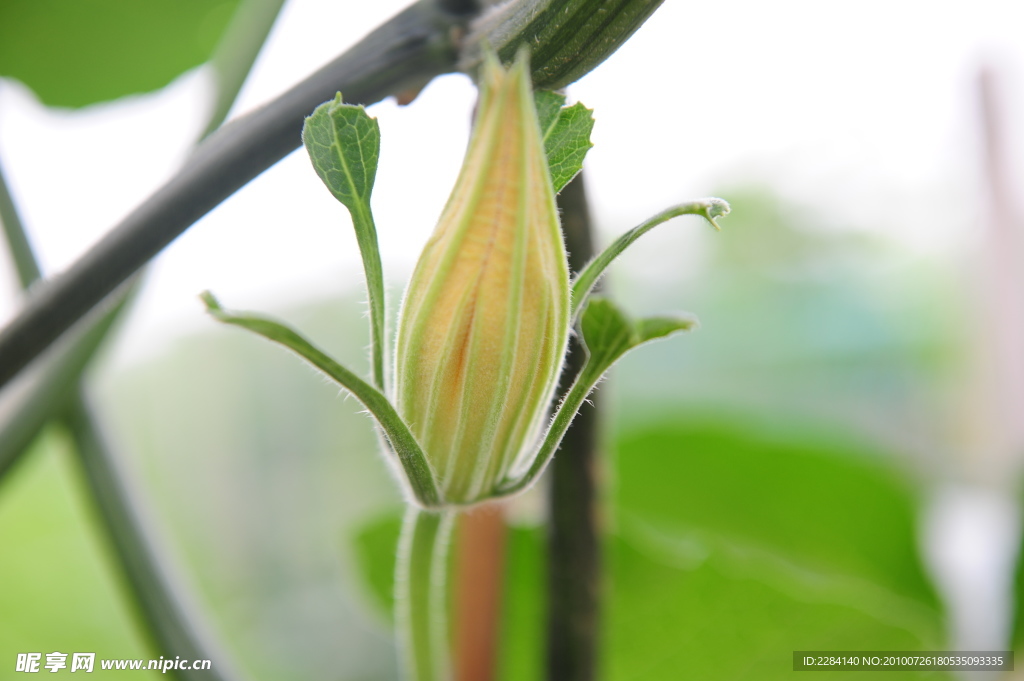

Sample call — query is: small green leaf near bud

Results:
[302,95,388,388]
[534,90,595,193]
[542,101,594,193]
[303,94,380,209]
[579,297,697,375]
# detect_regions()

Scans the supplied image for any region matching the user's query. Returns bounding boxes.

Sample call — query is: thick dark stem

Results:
[546,171,600,681]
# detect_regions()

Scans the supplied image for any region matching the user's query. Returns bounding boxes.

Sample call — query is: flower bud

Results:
[394,51,570,505]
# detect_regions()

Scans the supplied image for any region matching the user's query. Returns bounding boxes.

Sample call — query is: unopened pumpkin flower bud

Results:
[394,51,570,505]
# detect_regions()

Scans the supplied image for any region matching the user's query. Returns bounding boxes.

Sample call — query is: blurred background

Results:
[3,0,1024,679]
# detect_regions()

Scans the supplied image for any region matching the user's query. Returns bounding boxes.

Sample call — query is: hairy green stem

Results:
[570,199,728,324]
[201,294,442,507]
[397,507,457,681]
[351,197,387,391]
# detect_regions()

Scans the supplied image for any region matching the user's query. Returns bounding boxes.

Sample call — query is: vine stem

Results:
[397,506,457,681]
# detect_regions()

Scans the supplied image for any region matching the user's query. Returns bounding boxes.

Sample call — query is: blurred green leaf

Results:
[352,513,404,621]
[614,419,941,611]
[496,522,948,681]
[495,526,544,681]
[605,531,949,681]
[0,0,241,108]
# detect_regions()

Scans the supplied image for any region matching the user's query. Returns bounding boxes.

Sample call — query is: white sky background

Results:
[2,0,1024,368]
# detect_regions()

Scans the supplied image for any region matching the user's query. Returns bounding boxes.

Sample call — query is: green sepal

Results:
[534,90,595,193]
[302,94,387,390]
[200,292,441,508]
[498,296,696,495]
[570,198,730,324]
[578,297,697,379]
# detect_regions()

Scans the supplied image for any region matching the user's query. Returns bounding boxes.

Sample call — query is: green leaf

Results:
[571,199,730,323]
[578,296,635,371]
[615,419,943,612]
[495,526,545,681]
[303,94,380,210]
[0,0,241,108]
[302,95,387,389]
[496,524,948,681]
[200,292,440,507]
[607,532,948,680]
[538,95,594,194]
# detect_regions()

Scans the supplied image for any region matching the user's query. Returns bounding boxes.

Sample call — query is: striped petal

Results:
[394,51,570,504]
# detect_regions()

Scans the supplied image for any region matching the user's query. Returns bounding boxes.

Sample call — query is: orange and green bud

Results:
[394,51,570,505]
